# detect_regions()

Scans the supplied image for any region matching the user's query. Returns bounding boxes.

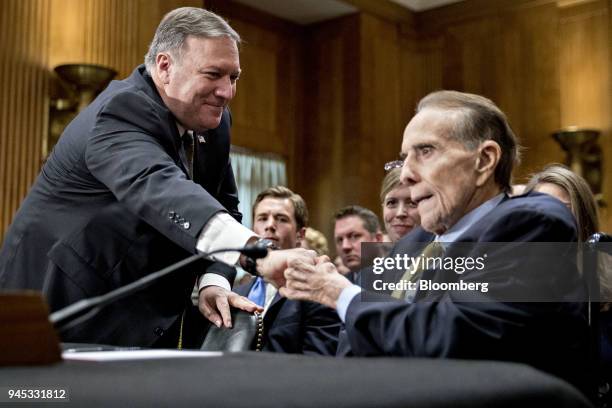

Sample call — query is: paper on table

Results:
[62,349,223,361]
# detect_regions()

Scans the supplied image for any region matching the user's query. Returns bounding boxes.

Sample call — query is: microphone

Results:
[240,241,274,259]
[49,245,270,332]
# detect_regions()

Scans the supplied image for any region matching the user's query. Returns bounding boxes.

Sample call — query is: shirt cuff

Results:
[336,285,362,323]
[196,212,257,265]
[198,273,231,292]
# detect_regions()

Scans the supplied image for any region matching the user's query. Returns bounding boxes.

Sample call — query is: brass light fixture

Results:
[47,63,117,155]
[552,126,604,206]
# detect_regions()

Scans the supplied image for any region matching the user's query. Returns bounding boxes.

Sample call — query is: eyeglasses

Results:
[384,160,403,172]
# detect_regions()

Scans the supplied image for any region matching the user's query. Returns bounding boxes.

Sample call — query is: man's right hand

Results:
[257,248,317,287]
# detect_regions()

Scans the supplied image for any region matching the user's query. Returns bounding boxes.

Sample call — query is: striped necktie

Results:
[391,241,444,299]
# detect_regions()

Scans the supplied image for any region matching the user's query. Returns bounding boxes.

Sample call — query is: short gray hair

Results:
[417,90,521,193]
[144,7,240,72]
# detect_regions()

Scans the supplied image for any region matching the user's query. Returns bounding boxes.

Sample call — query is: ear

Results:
[374,232,384,243]
[296,227,306,245]
[155,53,173,84]
[474,140,501,187]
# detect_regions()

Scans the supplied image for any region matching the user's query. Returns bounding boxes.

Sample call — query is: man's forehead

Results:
[335,216,367,234]
[254,197,295,217]
[184,36,240,66]
[401,109,458,150]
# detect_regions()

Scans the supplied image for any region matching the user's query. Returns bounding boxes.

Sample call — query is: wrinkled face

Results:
[534,182,572,211]
[157,36,240,132]
[334,216,377,271]
[400,108,481,235]
[382,183,420,243]
[253,197,303,250]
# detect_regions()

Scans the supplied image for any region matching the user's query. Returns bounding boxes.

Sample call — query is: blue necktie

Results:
[247,277,266,307]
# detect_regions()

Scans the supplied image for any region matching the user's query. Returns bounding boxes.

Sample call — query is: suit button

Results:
[168,211,175,219]
[183,222,191,230]
[153,327,164,336]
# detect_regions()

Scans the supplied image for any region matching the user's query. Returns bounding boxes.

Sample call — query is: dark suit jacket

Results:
[342,192,588,390]
[336,228,434,356]
[0,65,240,346]
[235,280,340,355]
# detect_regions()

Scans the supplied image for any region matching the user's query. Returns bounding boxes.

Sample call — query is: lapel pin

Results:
[197,134,206,144]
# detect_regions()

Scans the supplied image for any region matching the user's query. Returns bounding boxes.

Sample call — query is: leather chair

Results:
[585,232,612,406]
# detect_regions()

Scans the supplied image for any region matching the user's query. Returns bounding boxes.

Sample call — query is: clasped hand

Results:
[199,248,350,328]
[261,250,352,309]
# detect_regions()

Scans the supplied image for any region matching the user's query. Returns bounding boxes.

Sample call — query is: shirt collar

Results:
[175,122,185,138]
[176,122,190,138]
[436,193,505,245]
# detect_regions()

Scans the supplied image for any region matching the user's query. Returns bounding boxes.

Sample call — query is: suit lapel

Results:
[414,194,511,301]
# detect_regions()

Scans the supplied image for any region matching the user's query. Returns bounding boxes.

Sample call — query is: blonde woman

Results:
[380,168,420,243]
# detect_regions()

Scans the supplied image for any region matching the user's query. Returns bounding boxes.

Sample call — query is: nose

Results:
[341,238,352,252]
[400,157,418,186]
[264,218,276,232]
[214,77,235,100]
[395,202,408,218]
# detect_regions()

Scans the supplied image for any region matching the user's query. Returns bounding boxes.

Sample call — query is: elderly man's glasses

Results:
[384,160,403,172]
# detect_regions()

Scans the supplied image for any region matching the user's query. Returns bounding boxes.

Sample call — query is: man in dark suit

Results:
[333,205,383,285]
[274,90,588,390]
[234,186,340,354]
[0,7,317,347]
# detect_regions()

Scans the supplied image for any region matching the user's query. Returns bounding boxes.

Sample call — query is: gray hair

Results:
[417,90,521,193]
[144,7,241,72]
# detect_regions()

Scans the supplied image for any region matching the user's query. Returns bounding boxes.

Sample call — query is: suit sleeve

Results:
[85,91,228,253]
[301,302,342,356]
[343,206,586,365]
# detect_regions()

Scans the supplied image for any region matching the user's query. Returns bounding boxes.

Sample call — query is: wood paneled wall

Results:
[0,0,201,241]
[49,0,202,79]
[412,0,611,230]
[1,0,611,245]
[299,12,407,239]
[205,0,305,186]
[301,0,611,240]
[0,0,50,242]
[414,2,564,180]
[559,0,611,228]
[300,15,361,237]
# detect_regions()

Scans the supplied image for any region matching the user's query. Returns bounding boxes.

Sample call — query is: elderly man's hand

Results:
[198,286,263,328]
[279,256,352,309]
[257,248,317,287]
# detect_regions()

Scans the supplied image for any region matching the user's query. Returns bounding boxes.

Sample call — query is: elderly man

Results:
[0,7,311,347]
[273,91,587,389]
[234,186,340,354]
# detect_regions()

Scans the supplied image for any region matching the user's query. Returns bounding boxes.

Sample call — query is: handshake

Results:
[257,248,353,309]
[199,248,352,329]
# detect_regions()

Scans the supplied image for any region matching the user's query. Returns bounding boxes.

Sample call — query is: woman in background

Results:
[380,168,420,243]
[525,163,611,388]
[301,227,329,256]
[525,163,598,242]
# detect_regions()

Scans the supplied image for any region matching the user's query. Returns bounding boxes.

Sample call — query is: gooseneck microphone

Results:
[49,244,270,332]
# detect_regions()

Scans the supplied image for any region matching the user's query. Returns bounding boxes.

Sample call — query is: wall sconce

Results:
[48,64,117,155]
[552,127,605,206]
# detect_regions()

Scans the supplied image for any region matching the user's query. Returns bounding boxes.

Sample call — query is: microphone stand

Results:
[49,245,269,333]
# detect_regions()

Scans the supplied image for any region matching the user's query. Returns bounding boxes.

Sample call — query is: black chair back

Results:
[586,233,612,407]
